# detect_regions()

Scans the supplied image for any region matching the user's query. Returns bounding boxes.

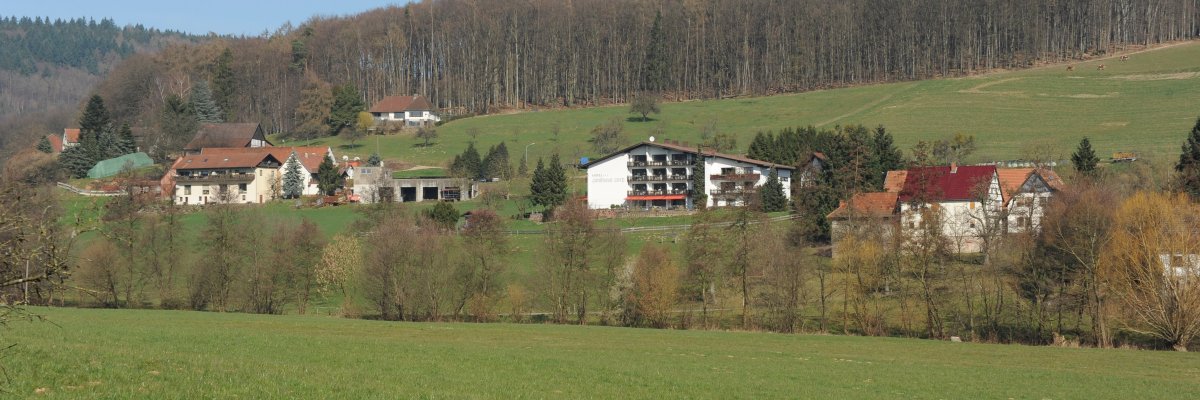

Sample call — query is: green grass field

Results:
[7,307,1200,398]
[279,41,1200,168]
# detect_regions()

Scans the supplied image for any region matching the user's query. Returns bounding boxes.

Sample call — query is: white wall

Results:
[898,173,1001,253]
[704,157,792,208]
[372,110,441,125]
[174,167,276,205]
[586,153,630,209]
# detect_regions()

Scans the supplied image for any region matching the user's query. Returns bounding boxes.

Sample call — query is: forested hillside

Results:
[89,0,1199,140]
[0,17,196,159]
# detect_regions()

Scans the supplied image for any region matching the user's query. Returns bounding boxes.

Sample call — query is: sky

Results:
[5,0,412,36]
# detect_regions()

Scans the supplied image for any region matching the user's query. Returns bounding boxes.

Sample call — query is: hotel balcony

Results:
[628,159,695,167]
[629,174,692,182]
[628,189,692,196]
[710,173,761,181]
[710,187,757,197]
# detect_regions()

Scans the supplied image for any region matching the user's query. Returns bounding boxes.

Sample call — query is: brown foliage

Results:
[626,244,679,328]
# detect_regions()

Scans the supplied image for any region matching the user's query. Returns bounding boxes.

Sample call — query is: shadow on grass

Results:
[412,142,437,148]
[337,143,364,150]
[626,116,657,123]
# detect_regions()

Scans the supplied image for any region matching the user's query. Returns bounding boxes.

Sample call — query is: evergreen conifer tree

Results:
[530,157,547,208]
[545,153,568,207]
[36,136,53,153]
[282,153,304,198]
[79,95,110,138]
[212,48,235,117]
[518,154,529,177]
[316,154,342,196]
[329,85,365,133]
[1175,117,1200,198]
[189,80,224,123]
[116,123,137,155]
[747,132,775,163]
[367,152,382,167]
[1071,136,1100,177]
[461,142,483,179]
[59,145,93,178]
[760,168,787,212]
[641,11,668,92]
[871,125,905,189]
[691,154,707,209]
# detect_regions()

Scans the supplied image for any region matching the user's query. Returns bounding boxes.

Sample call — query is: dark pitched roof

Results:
[585,141,794,170]
[826,192,900,220]
[369,95,434,113]
[184,123,270,151]
[898,165,996,202]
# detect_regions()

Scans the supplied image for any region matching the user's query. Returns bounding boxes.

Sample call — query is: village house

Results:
[198,146,335,197]
[182,123,272,154]
[43,128,80,153]
[172,152,282,205]
[346,165,476,204]
[829,164,1065,254]
[584,139,793,210]
[368,95,440,126]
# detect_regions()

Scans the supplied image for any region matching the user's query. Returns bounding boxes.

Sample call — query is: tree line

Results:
[87,0,1200,140]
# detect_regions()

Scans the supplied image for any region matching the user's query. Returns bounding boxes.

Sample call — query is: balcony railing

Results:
[628,159,695,167]
[710,173,761,181]
[628,189,692,196]
[710,187,757,197]
[629,174,692,182]
[176,173,255,183]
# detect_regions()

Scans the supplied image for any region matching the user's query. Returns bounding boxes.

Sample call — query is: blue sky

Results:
[6,0,412,36]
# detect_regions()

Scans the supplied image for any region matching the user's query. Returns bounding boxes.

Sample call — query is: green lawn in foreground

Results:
[281,41,1200,167]
[8,307,1200,398]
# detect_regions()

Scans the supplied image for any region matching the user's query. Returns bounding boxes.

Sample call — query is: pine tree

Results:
[116,123,136,155]
[642,11,668,92]
[367,152,382,167]
[59,145,93,178]
[79,95,110,138]
[282,153,304,198]
[871,125,905,189]
[691,154,707,209]
[545,153,568,207]
[747,132,775,163]
[316,154,342,196]
[189,80,224,123]
[212,48,235,118]
[1175,117,1200,198]
[530,157,548,209]
[760,168,787,212]
[461,142,482,179]
[1071,136,1100,177]
[36,135,53,153]
[329,84,365,134]
[518,154,529,177]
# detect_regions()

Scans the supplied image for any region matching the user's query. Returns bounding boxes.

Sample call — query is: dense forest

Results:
[0,17,197,159]
[84,0,1200,142]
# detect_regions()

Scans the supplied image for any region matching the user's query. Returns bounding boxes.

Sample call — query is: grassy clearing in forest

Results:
[7,307,1200,399]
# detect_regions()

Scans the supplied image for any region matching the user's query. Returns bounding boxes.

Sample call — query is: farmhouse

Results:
[172,152,283,205]
[42,128,80,153]
[829,164,1065,254]
[200,146,334,197]
[183,123,272,154]
[368,95,440,126]
[584,139,793,210]
[165,146,336,204]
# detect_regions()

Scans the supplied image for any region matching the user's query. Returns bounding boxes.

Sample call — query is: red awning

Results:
[626,195,687,201]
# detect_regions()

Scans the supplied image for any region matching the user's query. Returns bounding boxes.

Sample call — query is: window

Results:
[202,189,210,195]
[394,112,403,119]
[239,183,248,192]
[409,111,423,118]
[242,194,246,201]
[721,168,735,175]
[184,185,192,195]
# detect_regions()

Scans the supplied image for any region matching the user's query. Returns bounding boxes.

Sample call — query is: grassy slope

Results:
[283,41,1200,167]
[8,307,1200,398]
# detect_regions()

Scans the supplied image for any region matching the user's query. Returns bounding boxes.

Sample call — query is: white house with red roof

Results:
[895,164,1002,253]
[368,95,440,126]
[172,152,284,205]
[584,139,792,210]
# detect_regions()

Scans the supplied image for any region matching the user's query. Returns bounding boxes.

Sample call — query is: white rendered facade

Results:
[586,142,791,210]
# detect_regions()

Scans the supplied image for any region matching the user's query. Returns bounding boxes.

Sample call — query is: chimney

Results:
[950,162,958,174]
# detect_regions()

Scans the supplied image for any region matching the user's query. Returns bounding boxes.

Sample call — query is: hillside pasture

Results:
[281,41,1200,167]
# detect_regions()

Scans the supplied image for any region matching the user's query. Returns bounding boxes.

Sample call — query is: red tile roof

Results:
[898,165,997,202]
[200,146,331,172]
[827,192,899,220]
[369,95,434,113]
[46,134,64,153]
[175,152,282,170]
[996,168,1035,204]
[63,128,80,143]
[883,170,907,193]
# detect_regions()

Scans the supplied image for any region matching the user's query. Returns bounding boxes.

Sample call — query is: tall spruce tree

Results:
[460,142,483,179]
[59,146,93,178]
[115,123,136,155]
[329,84,365,134]
[760,168,787,212]
[1072,136,1100,177]
[212,48,235,118]
[642,11,668,92]
[282,154,304,198]
[747,132,775,163]
[871,125,905,189]
[316,154,342,196]
[1175,117,1200,198]
[189,80,224,123]
[36,136,53,153]
[691,154,707,209]
[79,95,111,138]
[545,153,568,207]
